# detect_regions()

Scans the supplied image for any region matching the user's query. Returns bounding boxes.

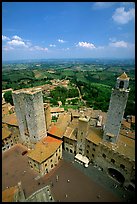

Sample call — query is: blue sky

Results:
[2,2,135,61]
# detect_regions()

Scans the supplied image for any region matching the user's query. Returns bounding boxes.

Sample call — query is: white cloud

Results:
[12,35,22,41]
[58,39,66,43]
[109,40,128,48]
[31,46,48,51]
[4,34,48,52]
[76,41,96,49]
[49,44,56,47]
[7,39,28,47]
[112,7,135,24]
[93,2,115,9]
[2,35,10,41]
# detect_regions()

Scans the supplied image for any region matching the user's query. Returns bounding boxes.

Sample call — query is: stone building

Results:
[2,113,20,152]
[103,72,130,143]
[12,88,47,148]
[2,182,54,202]
[62,73,135,188]
[27,136,62,175]
[76,117,89,155]
[2,124,14,152]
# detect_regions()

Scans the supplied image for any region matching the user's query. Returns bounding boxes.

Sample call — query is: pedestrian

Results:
[51,181,53,187]
[56,175,59,182]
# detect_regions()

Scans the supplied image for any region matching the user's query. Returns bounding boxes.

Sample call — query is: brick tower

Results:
[12,88,47,148]
[103,72,130,143]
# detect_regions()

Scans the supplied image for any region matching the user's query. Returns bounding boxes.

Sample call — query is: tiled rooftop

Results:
[27,136,62,163]
[2,126,12,140]
[118,72,129,80]
[86,127,103,145]
[2,186,18,202]
[2,113,18,127]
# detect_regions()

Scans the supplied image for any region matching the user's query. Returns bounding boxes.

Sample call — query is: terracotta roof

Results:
[118,72,129,80]
[48,124,64,138]
[2,113,18,127]
[131,115,135,124]
[48,113,71,138]
[86,127,103,145]
[121,119,131,129]
[64,127,74,138]
[2,106,9,116]
[50,107,64,113]
[2,186,18,202]
[27,136,62,163]
[2,126,12,140]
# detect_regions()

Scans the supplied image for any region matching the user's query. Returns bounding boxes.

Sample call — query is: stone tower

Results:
[76,117,89,155]
[12,88,47,148]
[44,103,51,131]
[103,72,130,143]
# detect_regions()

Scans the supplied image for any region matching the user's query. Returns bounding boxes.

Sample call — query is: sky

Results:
[2,2,135,61]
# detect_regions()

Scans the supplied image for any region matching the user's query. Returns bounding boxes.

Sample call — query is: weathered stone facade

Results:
[103,73,130,143]
[12,88,47,148]
[76,117,89,155]
[44,103,51,130]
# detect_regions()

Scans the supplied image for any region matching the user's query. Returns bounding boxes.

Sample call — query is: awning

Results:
[75,154,89,165]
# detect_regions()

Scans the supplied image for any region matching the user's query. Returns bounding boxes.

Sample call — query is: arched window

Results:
[119,81,124,88]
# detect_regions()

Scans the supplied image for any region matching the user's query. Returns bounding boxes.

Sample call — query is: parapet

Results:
[12,87,42,95]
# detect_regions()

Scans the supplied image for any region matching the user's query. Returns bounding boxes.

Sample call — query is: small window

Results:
[87,150,89,154]
[70,149,73,153]
[102,153,106,158]
[120,164,125,169]
[58,156,60,160]
[51,164,53,168]
[119,81,124,88]
[66,147,68,151]
[93,148,95,151]
[50,159,52,162]
[45,163,47,166]
[87,145,90,148]
[92,154,94,158]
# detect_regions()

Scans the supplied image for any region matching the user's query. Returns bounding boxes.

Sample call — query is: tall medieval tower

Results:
[12,88,47,148]
[103,72,130,143]
[76,117,89,155]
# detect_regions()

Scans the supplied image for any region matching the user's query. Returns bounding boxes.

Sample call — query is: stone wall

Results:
[103,89,129,143]
[12,89,47,148]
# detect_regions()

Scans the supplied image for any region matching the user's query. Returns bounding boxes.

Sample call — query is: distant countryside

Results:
[2,58,135,117]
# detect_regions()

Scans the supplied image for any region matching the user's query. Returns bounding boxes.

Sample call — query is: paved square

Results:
[2,144,121,202]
